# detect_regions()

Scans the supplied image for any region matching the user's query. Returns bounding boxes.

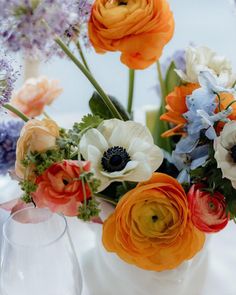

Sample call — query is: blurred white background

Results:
[14,0,236,122]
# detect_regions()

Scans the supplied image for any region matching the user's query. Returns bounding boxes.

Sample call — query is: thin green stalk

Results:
[127,69,135,114]
[95,193,117,206]
[55,37,123,120]
[156,60,167,114]
[3,103,29,122]
[75,40,91,73]
[155,61,172,153]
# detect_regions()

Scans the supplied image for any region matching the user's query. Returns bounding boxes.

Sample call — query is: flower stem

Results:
[157,61,167,114]
[3,103,29,122]
[127,69,135,115]
[75,40,91,73]
[55,37,123,120]
[95,193,117,206]
[154,61,172,153]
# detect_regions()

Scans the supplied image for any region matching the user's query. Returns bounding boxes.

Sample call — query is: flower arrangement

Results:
[1,0,236,275]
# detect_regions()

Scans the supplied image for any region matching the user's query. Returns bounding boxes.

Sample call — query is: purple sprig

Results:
[0,56,18,108]
[0,120,24,175]
[0,0,91,59]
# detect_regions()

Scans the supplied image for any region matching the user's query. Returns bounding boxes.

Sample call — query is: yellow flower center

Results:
[132,200,177,238]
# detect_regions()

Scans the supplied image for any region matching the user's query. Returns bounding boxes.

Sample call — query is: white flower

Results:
[176,46,236,87]
[79,119,163,192]
[214,121,236,188]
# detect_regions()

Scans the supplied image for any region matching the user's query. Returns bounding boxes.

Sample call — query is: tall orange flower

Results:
[103,173,205,271]
[160,83,199,137]
[88,0,174,69]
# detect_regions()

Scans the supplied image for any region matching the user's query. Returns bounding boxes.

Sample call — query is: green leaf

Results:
[89,92,130,121]
[165,61,181,95]
[152,108,172,153]
[75,114,103,133]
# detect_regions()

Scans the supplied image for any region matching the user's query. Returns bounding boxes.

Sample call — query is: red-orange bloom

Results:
[32,161,91,216]
[88,0,174,69]
[188,184,229,233]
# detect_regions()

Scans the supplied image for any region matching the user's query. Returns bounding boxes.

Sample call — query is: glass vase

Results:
[0,207,83,295]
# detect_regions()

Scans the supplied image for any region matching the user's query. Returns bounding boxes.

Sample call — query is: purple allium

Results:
[0,120,24,175]
[0,0,82,59]
[162,49,186,76]
[0,56,18,107]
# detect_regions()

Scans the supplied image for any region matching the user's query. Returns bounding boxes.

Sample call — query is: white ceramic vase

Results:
[81,224,209,295]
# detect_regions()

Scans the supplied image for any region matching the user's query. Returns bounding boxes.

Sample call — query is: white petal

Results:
[97,119,120,141]
[100,161,138,179]
[108,120,153,148]
[87,145,111,192]
[79,128,108,159]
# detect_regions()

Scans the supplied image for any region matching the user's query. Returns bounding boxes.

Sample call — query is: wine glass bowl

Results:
[0,207,83,295]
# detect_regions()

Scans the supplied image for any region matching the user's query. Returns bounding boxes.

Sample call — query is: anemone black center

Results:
[101,146,131,172]
[231,145,236,163]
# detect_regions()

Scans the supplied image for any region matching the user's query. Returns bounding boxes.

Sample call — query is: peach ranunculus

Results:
[15,118,60,179]
[32,161,91,216]
[11,76,62,117]
[88,0,174,70]
[160,83,199,137]
[103,173,205,271]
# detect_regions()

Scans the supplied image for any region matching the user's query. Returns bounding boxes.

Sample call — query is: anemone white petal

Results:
[100,161,138,179]
[80,128,108,159]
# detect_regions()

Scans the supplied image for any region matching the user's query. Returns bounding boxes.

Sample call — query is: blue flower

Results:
[172,144,209,183]
[0,120,24,175]
[176,71,233,153]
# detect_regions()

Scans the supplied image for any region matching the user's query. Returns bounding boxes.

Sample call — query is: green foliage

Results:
[23,149,64,176]
[20,180,37,203]
[75,114,103,133]
[89,92,131,121]
[190,144,236,219]
[165,61,181,95]
[78,199,101,222]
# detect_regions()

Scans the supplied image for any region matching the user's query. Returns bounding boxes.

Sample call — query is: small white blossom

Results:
[176,46,236,87]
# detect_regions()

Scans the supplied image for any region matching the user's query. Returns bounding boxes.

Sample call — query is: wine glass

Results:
[0,207,83,295]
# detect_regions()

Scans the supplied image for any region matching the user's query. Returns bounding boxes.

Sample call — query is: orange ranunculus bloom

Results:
[102,173,205,271]
[160,83,199,137]
[88,0,174,70]
[33,161,91,216]
[215,92,236,133]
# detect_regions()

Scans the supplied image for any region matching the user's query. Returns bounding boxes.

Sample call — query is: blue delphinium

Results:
[172,145,209,183]
[175,71,233,154]
[0,120,24,175]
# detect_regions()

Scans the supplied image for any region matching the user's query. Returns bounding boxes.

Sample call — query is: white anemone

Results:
[176,46,236,87]
[79,119,163,192]
[214,121,236,188]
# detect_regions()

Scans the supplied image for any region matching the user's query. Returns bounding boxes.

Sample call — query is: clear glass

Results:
[0,207,83,295]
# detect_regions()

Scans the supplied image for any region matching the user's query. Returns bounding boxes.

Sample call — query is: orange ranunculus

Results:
[215,92,236,133]
[32,161,91,216]
[103,173,205,271]
[11,77,62,117]
[160,83,199,137]
[88,0,174,70]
